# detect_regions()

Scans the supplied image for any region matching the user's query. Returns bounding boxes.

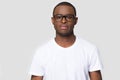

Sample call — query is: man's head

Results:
[52,2,78,37]
[53,2,77,16]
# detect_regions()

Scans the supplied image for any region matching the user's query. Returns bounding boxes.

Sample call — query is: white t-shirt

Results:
[29,37,103,80]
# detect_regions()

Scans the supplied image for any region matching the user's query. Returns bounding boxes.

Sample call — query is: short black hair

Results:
[53,1,76,16]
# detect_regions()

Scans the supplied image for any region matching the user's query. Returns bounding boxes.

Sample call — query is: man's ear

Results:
[75,17,78,25]
[74,17,78,25]
[51,17,55,25]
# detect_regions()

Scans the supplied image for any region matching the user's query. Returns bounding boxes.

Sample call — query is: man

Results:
[30,1,103,80]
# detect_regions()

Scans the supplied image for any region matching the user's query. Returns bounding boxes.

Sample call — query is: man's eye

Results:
[67,16,73,19]
[56,16,62,19]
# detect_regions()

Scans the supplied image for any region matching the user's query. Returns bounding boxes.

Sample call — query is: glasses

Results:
[53,14,76,22]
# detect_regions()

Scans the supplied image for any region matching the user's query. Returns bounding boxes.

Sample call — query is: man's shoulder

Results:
[33,39,53,57]
[77,37,97,49]
[77,37,99,56]
[36,39,53,50]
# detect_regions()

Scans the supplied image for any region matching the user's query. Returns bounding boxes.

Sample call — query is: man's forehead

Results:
[54,5,75,15]
[55,5,74,10]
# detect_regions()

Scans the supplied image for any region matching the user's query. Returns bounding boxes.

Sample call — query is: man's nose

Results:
[61,17,67,23]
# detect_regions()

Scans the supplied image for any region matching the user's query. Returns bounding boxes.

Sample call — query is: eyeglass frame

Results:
[53,14,76,22]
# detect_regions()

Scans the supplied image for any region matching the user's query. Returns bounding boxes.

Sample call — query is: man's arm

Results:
[31,75,43,80]
[89,70,102,80]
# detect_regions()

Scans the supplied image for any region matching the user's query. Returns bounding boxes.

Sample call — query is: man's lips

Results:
[60,25,68,30]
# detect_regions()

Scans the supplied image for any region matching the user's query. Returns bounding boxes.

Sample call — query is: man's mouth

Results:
[60,25,68,30]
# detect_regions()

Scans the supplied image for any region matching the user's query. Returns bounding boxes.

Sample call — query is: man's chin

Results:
[57,32,73,37]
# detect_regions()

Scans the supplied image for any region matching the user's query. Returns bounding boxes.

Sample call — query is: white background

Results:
[0,0,120,80]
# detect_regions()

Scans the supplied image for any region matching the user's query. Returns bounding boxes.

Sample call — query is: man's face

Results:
[52,5,78,36]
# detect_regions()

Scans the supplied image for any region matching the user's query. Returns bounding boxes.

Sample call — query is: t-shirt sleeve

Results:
[29,50,45,76]
[88,47,103,72]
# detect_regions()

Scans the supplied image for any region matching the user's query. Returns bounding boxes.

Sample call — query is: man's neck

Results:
[55,34,76,48]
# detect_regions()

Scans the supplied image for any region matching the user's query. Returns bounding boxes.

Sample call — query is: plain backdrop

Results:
[0,0,120,80]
